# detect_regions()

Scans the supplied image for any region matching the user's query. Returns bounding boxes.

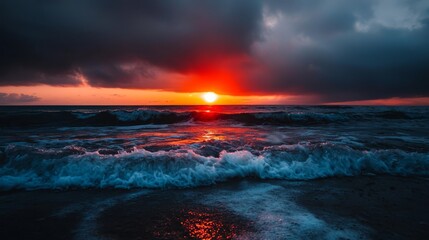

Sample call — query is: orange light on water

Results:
[180,210,238,240]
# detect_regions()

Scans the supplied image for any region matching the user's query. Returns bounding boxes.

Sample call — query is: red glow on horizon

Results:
[327,97,429,106]
[175,54,252,95]
[183,69,239,94]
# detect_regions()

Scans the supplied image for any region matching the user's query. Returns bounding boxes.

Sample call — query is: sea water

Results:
[0,105,428,190]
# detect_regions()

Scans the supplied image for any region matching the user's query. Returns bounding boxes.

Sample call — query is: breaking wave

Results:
[1,144,428,190]
[0,108,421,127]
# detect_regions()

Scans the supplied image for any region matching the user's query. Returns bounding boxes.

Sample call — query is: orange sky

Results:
[1,85,428,105]
[0,85,304,105]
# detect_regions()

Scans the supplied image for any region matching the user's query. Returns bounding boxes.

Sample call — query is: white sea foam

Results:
[73,112,97,119]
[112,110,189,122]
[113,110,161,121]
[0,143,428,190]
[201,183,371,239]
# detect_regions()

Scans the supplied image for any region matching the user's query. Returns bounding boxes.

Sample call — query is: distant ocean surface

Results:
[0,105,428,190]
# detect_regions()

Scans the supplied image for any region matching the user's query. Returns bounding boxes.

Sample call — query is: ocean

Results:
[1,105,429,239]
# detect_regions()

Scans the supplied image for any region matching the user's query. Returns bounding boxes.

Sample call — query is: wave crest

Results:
[1,144,428,190]
[2,108,419,127]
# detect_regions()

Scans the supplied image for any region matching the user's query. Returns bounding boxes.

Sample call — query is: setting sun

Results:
[202,92,218,103]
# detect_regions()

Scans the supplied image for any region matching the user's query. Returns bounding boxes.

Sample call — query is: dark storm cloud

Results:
[245,0,429,101]
[0,93,40,104]
[0,0,262,85]
[247,24,429,101]
[80,62,166,89]
[1,0,429,102]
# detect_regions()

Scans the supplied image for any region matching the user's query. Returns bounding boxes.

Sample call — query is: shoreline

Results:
[1,176,428,239]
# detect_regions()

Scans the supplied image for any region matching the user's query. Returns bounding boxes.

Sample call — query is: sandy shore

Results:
[1,176,428,239]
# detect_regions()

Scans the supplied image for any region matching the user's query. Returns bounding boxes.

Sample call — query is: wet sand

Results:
[0,176,428,239]
[295,176,429,239]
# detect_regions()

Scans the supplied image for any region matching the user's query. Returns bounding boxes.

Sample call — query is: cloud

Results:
[0,0,428,102]
[0,93,40,104]
[0,0,262,86]
[242,0,429,101]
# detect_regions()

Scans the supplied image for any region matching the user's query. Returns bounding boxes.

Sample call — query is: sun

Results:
[202,92,218,103]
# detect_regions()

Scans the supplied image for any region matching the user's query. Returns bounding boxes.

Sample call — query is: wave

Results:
[0,108,421,127]
[0,110,192,127]
[0,144,428,190]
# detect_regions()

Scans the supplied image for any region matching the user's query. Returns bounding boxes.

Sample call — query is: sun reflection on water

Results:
[180,210,238,240]
[152,207,246,240]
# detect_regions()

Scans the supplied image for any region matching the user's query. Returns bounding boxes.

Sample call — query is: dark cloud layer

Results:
[0,93,40,104]
[0,0,262,85]
[247,0,429,101]
[1,0,428,102]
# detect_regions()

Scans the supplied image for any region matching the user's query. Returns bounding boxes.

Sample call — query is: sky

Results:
[1,0,429,105]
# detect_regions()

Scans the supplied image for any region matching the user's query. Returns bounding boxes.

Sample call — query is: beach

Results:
[1,176,428,239]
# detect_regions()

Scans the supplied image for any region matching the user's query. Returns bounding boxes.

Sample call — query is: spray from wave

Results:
[1,143,428,190]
